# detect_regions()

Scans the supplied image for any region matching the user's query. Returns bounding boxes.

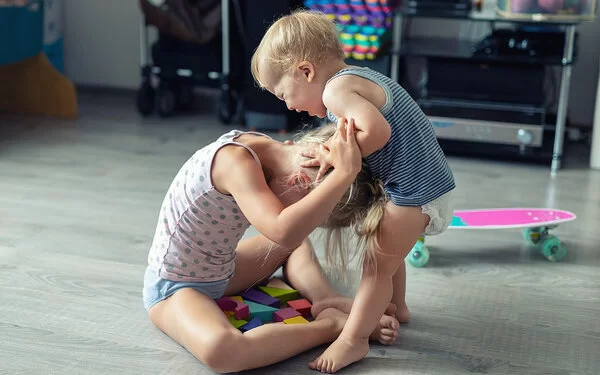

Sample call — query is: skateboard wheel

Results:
[406,245,430,268]
[540,235,566,262]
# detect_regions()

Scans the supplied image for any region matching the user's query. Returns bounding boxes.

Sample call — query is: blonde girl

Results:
[143,119,400,373]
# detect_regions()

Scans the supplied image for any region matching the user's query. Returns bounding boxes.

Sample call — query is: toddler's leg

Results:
[282,237,397,316]
[391,261,411,323]
[309,203,429,374]
[283,237,399,345]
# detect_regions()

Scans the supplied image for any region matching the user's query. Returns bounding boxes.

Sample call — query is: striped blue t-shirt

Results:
[326,67,455,206]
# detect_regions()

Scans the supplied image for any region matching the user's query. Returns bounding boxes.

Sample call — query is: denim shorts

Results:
[142,266,231,311]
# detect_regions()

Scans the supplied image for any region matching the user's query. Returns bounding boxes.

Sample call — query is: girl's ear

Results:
[286,171,312,190]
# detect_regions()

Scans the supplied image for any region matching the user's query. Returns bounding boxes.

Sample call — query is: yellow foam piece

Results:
[266,278,294,290]
[228,315,248,329]
[284,316,309,324]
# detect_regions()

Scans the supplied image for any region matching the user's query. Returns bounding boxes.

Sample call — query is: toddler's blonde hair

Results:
[251,9,345,87]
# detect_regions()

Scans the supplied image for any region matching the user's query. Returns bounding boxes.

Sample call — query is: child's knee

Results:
[195,330,244,372]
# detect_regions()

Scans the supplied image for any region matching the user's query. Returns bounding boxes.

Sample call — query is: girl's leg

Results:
[149,288,347,373]
[148,235,396,372]
[223,234,298,295]
[226,234,398,344]
[309,203,429,374]
[282,236,399,345]
[285,236,397,319]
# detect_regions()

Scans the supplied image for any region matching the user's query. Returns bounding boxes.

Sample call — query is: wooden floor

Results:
[1,91,599,375]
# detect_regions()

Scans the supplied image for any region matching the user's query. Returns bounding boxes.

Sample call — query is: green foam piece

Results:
[244,299,279,322]
[257,286,300,304]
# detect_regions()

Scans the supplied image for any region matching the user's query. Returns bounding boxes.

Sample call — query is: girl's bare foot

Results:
[311,296,397,319]
[396,303,410,324]
[308,335,369,374]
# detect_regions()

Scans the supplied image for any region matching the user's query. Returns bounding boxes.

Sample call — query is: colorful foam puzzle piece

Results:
[284,315,309,324]
[258,286,300,304]
[241,288,280,308]
[287,298,312,319]
[265,277,294,290]
[240,316,263,332]
[273,307,301,323]
[244,300,279,322]
[228,315,248,329]
[216,296,250,320]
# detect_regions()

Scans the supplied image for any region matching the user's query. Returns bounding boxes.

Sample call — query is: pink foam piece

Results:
[216,297,249,320]
[273,307,301,323]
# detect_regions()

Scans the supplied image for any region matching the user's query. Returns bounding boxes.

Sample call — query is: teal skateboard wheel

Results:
[406,245,429,268]
[540,235,566,262]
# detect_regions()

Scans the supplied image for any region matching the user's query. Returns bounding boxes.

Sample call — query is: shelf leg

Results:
[390,13,403,82]
[551,25,576,176]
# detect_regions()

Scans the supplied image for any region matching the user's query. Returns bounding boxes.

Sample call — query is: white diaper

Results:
[421,190,454,235]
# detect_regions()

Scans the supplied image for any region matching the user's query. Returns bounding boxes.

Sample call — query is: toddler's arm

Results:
[322,80,391,158]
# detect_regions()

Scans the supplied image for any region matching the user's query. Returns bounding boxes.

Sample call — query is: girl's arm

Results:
[221,121,361,250]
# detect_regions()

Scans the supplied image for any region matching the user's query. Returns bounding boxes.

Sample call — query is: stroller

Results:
[136,0,246,123]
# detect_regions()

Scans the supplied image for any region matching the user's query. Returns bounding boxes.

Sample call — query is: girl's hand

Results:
[317,117,361,180]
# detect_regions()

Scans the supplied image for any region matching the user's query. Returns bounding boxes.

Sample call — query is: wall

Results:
[63,0,151,88]
[62,0,599,126]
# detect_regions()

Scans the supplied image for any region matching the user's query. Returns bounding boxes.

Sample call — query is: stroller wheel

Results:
[217,90,234,124]
[136,84,155,116]
[157,85,177,118]
[218,89,242,125]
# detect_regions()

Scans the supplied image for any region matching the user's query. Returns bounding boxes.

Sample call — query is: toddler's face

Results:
[259,61,327,118]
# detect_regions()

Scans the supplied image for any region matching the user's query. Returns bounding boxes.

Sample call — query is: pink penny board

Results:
[450,208,576,230]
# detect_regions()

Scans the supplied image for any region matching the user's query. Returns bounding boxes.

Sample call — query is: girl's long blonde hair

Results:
[295,124,388,277]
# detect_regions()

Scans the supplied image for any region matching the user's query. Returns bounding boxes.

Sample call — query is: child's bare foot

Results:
[311,296,397,319]
[396,303,410,324]
[371,314,399,345]
[316,307,398,346]
[308,335,369,373]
